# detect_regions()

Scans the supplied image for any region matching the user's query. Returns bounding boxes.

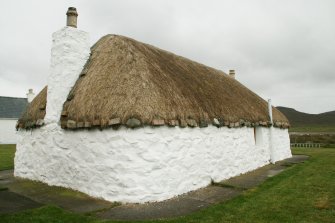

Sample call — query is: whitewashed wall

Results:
[0,119,18,144]
[15,124,291,203]
[45,27,90,124]
[271,127,291,162]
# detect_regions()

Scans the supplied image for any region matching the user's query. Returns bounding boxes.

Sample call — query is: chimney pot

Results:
[66,7,78,28]
[229,70,235,79]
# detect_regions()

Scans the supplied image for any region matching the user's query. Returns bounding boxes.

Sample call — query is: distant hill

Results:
[276,106,335,132]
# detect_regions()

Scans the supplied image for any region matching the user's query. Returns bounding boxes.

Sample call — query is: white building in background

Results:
[0,89,34,144]
[15,7,291,203]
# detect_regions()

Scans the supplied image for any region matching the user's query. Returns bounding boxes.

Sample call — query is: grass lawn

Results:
[0,144,16,171]
[0,147,334,222]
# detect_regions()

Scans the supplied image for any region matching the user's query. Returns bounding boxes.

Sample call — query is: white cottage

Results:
[0,90,34,144]
[15,7,291,203]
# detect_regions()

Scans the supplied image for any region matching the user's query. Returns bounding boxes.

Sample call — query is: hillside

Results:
[276,107,335,132]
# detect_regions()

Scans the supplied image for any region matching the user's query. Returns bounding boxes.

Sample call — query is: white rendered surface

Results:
[267,99,276,163]
[268,99,273,123]
[45,27,90,124]
[271,127,291,162]
[0,119,18,144]
[15,125,291,203]
[26,91,35,103]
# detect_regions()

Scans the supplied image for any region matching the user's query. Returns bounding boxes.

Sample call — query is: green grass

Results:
[0,148,334,222]
[289,125,335,133]
[0,144,16,171]
[0,205,96,223]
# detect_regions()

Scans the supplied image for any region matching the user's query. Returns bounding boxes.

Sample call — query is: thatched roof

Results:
[18,35,289,130]
[17,86,47,129]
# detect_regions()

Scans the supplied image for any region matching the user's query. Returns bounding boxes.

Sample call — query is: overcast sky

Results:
[0,0,334,114]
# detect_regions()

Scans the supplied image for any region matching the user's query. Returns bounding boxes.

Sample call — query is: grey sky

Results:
[0,0,334,114]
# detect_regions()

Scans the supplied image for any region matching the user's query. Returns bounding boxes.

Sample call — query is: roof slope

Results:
[61,35,288,128]
[0,96,28,119]
[18,35,289,129]
[17,87,47,128]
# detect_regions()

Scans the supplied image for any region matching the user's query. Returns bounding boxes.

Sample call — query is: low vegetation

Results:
[0,144,16,171]
[289,125,335,133]
[290,133,335,147]
[0,146,334,222]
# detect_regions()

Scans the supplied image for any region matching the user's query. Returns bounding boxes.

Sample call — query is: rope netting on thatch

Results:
[17,35,289,130]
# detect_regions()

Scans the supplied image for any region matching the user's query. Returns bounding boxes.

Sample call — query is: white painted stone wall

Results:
[0,119,18,144]
[271,127,291,162]
[15,124,291,203]
[45,27,90,124]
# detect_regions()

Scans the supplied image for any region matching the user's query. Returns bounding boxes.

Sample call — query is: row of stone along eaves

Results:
[17,117,289,130]
[57,117,290,130]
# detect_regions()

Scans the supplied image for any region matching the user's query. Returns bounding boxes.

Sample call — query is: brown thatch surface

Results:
[18,35,289,130]
[17,86,47,129]
[61,35,288,129]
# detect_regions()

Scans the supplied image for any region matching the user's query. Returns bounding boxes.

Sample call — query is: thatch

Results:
[61,35,289,129]
[17,86,47,129]
[18,35,289,130]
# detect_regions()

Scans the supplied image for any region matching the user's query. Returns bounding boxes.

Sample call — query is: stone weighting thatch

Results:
[17,35,289,130]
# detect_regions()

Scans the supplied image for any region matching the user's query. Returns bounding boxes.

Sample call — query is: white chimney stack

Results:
[229,70,235,79]
[268,99,273,124]
[45,7,90,124]
[268,98,275,163]
[26,89,35,103]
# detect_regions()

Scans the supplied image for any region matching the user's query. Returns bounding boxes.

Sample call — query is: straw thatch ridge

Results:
[17,86,47,129]
[59,34,288,129]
